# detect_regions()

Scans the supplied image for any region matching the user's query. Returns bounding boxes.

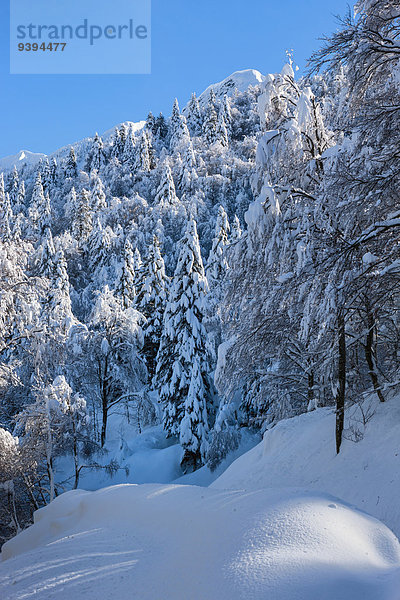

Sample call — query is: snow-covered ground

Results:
[2,484,400,600]
[213,397,400,538]
[61,411,259,491]
[2,397,400,599]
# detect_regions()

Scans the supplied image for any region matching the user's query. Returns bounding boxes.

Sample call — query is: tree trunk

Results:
[364,299,385,403]
[307,370,315,409]
[101,400,108,447]
[336,312,346,454]
[99,356,109,447]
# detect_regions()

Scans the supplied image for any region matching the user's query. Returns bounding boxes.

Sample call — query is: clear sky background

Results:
[0,0,351,158]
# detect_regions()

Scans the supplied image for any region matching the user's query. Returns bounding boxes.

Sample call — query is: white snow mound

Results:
[212,399,400,538]
[1,484,400,599]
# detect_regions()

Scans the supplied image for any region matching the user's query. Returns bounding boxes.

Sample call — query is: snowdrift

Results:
[213,399,400,537]
[2,484,400,600]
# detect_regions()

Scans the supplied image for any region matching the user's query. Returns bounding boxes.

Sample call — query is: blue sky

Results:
[0,0,350,158]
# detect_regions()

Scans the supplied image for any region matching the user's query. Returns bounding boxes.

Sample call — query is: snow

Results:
[362,252,378,265]
[255,129,280,167]
[2,484,400,600]
[101,120,146,140]
[0,150,46,172]
[213,397,400,539]
[0,122,145,173]
[196,69,265,107]
[2,403,400,598]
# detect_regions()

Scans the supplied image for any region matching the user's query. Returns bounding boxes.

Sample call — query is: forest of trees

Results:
[1,0,399,545]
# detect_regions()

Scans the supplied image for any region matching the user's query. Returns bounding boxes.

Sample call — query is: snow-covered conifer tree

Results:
[0,193,13,242]
[138,235,169,377]
[29,173,51,236]
[90,171,107,213]
[116,238,137,309]
[8,167,19,210]
[86,133,105,173]
[72,189,92,244]
[155,219,211,452]
[207,205,230,284]
[186,92,203,136]
[216,110,229,148]
[154,162,179,208]
[37,227,56,277]
[50,158,58,185]
[15,181,25,215]
[123,125,136,166]
[65,147,78,179]
[180,356,209,473]
[169,99,190,152]
[64,186,78,221]
[178,141,198,194]
[134,131,151,173]
[230,214,242,242]
[202,94,219,145]
[221,94,232,134]
[41,159,51,194]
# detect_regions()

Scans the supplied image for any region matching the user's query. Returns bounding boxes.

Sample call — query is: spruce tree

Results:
[178,141,198,194]
[116,238,137,309]
[65,147,78,179]
[146,111,156,133]
[154,113,168,139]
[154,219,211,446]
[154,162,179,209]
[222,94,232,134]
[15,181,25,215]
[0,173,6,217]
[207,205,230,284]
[86,133,105,173]
[29,173,51,236]
[72,189,92,244]
[37,227,56,277]
[134,131,151,173]
[50,158,58,185]
[8,167,19,210]
[90,171,107,214]
[123,125,136,166]
[186,92,203,136]
[138,235,169,378]
[216,110,229,148]
[112,124,127,159]
[42,245,75,338]
[180,356,209,473]
[202,95,218,145]
[169,99,190,152]
[64,186,78,221]
[41,159,51,194]
[230,214,242,242]
[0,192,13,242]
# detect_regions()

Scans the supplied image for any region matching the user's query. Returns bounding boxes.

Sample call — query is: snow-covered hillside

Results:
[0,68,260,174]
[0,150,46,172]
[2,484,400,600]
[195,68,265,106]
[213,397,400,538]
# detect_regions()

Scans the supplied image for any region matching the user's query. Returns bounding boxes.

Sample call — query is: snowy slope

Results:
[0,122,146,173]
[0,150,46,172]
[212,397,400,537]
[195,69,265,107]
[0,69,262,173]
[2,484,400,600]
